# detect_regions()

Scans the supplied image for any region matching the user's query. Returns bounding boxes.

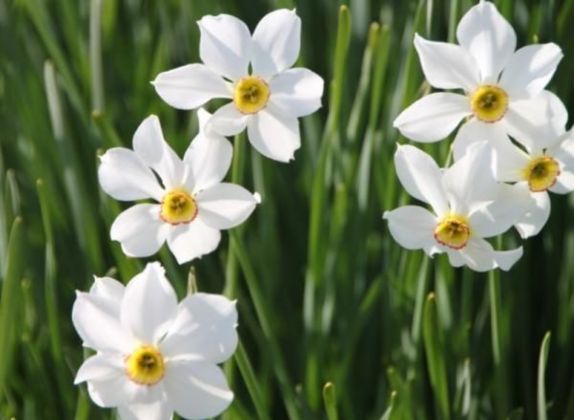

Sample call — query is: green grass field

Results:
[2,0,574,418]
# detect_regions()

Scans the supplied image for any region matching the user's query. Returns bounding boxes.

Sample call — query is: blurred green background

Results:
[1,0,574,418]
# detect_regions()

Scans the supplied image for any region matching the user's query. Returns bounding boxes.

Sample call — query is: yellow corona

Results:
[125,345,165,385]
[160,189,198,225]
[233,76,270,114]
[470,85,509,123]
[434,214,471,249]
[522,155,560,192]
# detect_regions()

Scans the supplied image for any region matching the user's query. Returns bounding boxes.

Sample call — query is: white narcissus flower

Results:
[393,0,565,151]
[152,9,324,163]
[72,262,238,420]
[98,111,259,264]
[459,128,574,238]
[383,143,532,272]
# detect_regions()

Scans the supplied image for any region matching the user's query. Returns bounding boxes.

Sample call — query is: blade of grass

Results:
[423,293,451,420]
[537,331,551,420]
[0,217,24,394]
[323,382,338,420]
[230,231,301,420]
[37,179,73,411]
[234,341,270,420]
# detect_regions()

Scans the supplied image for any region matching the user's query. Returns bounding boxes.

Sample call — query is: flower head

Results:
[72,262,238,419]
[393,1,565,151]
[383,142,532,272]
[98,111,259,264]
[456,124,574,238]
[152,9,324,162]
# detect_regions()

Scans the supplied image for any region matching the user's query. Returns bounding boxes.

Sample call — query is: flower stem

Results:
[235,341,270,420]
[231,231,302,420]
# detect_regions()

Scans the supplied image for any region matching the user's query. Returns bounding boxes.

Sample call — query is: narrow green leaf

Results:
[323,382,338,420]
[235,341,270,420]
[380,391,397,420]
[0,217,24,393]
[537,331,551,420]
[422,293,451,420]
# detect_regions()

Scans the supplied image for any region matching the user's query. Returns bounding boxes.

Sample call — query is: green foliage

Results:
[1,0,573,419]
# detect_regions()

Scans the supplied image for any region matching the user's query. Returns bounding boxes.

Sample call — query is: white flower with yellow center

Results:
[98,111,259,264]
[72,262,237,419]
[393,0,565,150]
[457,126,574,238]
[152,9,324,162]
[383,143,532,272]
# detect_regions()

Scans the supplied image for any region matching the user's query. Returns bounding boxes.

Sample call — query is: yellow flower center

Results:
[522,155,560,192]
[233,76,270,114]
[160,189,197,225]
[125,345,165,386]
[434,214,471,250]
[470,85,509,123]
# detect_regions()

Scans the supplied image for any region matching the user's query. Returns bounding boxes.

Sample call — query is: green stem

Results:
[488,267,508,416]
[89,0,104,112]
[231,232,301,420]
[235,341,270,420]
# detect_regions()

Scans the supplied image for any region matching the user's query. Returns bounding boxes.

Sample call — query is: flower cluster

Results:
[386,0,574,272]
[73,9,323,420]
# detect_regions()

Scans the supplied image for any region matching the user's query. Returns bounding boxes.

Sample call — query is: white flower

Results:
[452,91,574,238]
[152,9,324,163]
[383,143,532,272]
[98,111,259,264]
[72,262,238,420]
[393,0,565,151]
[457,127,574,238]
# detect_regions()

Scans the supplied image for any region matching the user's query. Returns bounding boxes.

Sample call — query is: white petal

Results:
[489,135,530,183]
[152,64,231,110]
[88,276,125,318]
[460,238,523,272]
[75,354,124,384]
[98,148,164,202]
[500,43,563,99]
[456,1,516,82]
[196,183,258,230]
[515,191,551,238]
[446,250,466,268]
[118,400,172,420]
[72,292,134,353]
[247,108,300,162]
[198,14,252,80]
[458,238,503,272]
[550,170,574,194]
[383,206,437,250]
[183,110,233,192]
[164,361,233,419]
[208,103,250,137]
[469,183,533,238]
[120,262,178,344]
[413,33,479,91]
[547,132,574,194]
[504,90,567,150]
[252,9,301,77]
[492,246,523,271]
[132,116,185,190]
[167,220,221,264]
[442,142,498,214]
[269,68,324,117]
[160,293,238,364]
[110,204,169,258]
[86,376,138,408]
[393,145,449,215]
[452,118,509,161]
[393,93,470,142]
